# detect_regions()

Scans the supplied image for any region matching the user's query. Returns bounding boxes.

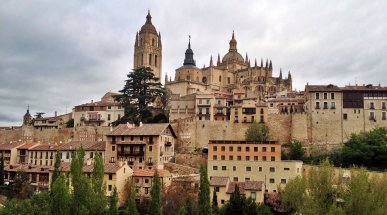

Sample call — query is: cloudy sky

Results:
[1,0,386,126]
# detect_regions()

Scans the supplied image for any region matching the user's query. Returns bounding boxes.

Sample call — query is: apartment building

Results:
[105,123,176,171]
[0,142,24,164]
[33,113,72,131]
[208,140,302,205]
[4,164,50,192]
[132,169,172,200]
[230,100,268,124]
[266,97,304,114]
[73,92,124,127]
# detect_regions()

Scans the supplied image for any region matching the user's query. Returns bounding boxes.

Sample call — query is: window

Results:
[109,174,113,180]
[140,136,143,141]
[251,192,256,200]
[145,188,149,194]
[246,166,251,172]
[213,146,217,151]
[213,155,217,160]
[271,147,275,152]
[254,156,258,161]
[315,93,320,99]
[237,146,241,152]
[222,166,227,171]
[145,179,149,183]
[233,177,238,182]
[117,114,121,120]
[269,178,275,183]
[149,146,153,151]
[108,185,112,191]
[323,93,327,99]
[229,155,233,160]
[254,147,258,152]
[246,147,250,152]
[262,147,267,152]
[263,156,267,161]
[233,166,236,171]
[221,146,225,151]
[237,156,242,160]
[331,93,335,99]
[213,166,218,170]
[284,167,290,171]
[246,156,250,161]
[382,112,386,120]
[315,102,320,109]
[323,102,328,109]
[110,157,115,163]
[382,102,386,109]
[206,99,210,104]
[370,102,375,109]
[215,186,220,192]
[281,179,287,184]
[343,113,348,120]
[66,152,69,159]
[331,102,336,109]
[221,155,225,160]
[107,114,111,121]
[259,167,262,172]
[271,156,275,161]
[108,106,111,109]
[229,146,233,151]
[370,112,375,120]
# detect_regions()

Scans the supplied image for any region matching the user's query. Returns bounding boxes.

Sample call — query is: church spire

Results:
[265,59,268,68]
[146,9,152,24]
[135,32,138,46]
[245,53,249,63]
[183,35,195,66]
[261,58,263,67]
[158,31,162,47]
[229,30,237,52]
[269,60,272,70]
[217,53,221,66]
[288,71,292,80]
[279,68,283,79]
[210,55,213,66]
[255,58,257,67]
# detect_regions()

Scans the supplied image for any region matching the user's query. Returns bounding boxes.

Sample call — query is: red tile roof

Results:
[57,162,127,174]
[108,123,176,138]
[133,169,171,177]
[305,84,341,92]
[0,142,24,150]
[17,143,39,150]
[226,181,263,194]
[29,141,105,151]
[210,176,228,187]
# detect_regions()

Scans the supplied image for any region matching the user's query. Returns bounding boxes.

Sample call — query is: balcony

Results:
[165,142,172,147]
[85,118,105,122]
[117,150,144,157]
[147,161,153,166]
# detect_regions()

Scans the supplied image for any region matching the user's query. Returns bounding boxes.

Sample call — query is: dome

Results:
[140,11,157,35]
[222,51,244,63]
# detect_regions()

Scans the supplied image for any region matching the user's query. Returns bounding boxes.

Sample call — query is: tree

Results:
[127,182,139,215]
[114,67,164,125]
[13,169,34,199]
[289,140,305,160]
[50,173,71,215]
[65,118,74,128]
[198,165,211,215]
[265,192,281,213]
[178,207,187,215]
[0,155,4,186]
[28,192,50,215]
[107,186,119,215]
[228,184,244,215]
[212,188,218,214]
[150,169,162,215]
[280,176,306,214]
[51,150,62,188]
[90,151,106,215]
[245,122,270,142]
[256,203,273,215]
[70,147,92,214]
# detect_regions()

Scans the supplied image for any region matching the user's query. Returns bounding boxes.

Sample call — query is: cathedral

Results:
[134,11,292,99]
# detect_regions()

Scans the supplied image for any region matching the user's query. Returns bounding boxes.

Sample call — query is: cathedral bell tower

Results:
[133,10,162,79]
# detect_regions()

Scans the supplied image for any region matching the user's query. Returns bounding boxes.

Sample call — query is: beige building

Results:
[73,92,124,127]
[230,99,268,124]
[105,123,176,171]
[133,169,172,200]
[33,113,71,131]
[267,97,305,114]
[0,142,24,164]
[4,164,50,192]
[169,94,196,121]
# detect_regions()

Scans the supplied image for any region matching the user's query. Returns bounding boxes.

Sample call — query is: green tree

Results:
[90,152,106,215]
[107,186,119,215]
[150,169,162,215]
[326,204,344,215]
[280,176,306,214]
[245,122,270,142]
[178,207,187,215]
[114,67,164,125]
[198,165,211,215]
[0,155,4,186]
[70,147,92,214]
[228,185,245,215]
[212,188,218,214]
[28,192,50,215]
[127,182,139,215]
[256,203,273,215]
[51,150,62,188]
[65,118,74,128]
[289,140,305,160]
[51,173,71,215]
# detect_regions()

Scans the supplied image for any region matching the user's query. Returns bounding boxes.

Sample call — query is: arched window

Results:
[186,76,191,81]
[202,77,207,83]
[149,54,152,65]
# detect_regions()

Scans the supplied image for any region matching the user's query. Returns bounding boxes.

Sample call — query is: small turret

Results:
[261,58,263,67]
[269,60,272,70]
[288,71,292,80]
[245,53,249,64]
[254,58,257,67]
[164,73,168,84]
[135,32,138,47]
[217,53,221,66]
[265,59,268,68]
[279,68,283,79]
[210,55,213,67]
[158,32,162,47]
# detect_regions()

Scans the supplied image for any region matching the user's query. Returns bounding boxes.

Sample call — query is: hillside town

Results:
[1,6,387,215]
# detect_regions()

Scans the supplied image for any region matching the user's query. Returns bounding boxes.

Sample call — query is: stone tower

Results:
[133,10,162,79]
[23,106,32,125]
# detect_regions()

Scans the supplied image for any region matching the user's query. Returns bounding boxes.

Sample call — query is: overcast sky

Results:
[1,0,386,126]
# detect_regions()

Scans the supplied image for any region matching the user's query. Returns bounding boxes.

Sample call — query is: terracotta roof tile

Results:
[133,169,170,177]
[107,123,176,138]
[16,143,39,150]
[210,176,228,186]
[57,162,126,174]
[0,142,24,150]
[226,181,263,194]
[305,84,341,92]
[29,141,105,151]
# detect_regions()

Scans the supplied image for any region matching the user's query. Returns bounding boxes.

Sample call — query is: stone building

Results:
[133,10,162,79]
[132,169,172,200]
[105,123,176,170]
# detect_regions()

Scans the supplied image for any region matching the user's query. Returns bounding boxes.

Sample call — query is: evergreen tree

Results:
[280,176,306,214]
[150,169,162,215]
[50,173,71,215]
[51,150,61,188]
[245,122,270,142]
[90,152,107,215]
[211,188,218,214]
[107,186,119,215]
[127,182,139,215]
[228,185,244,215]
[70,147,92,214]
[198,165,211,215]
[114,67,164,125]
[0,155,4,186]
[289,140,305,160]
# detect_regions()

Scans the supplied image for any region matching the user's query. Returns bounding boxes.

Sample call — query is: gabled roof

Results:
[305,84,341,92]
[29,141,105,151]
[107,123,176,138]
[226,181,263,194]
[0,142,24,150]
[17,143,38,150]
[57,162,128,174]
